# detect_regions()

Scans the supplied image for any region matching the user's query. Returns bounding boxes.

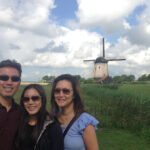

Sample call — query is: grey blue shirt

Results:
[61,112,99,150]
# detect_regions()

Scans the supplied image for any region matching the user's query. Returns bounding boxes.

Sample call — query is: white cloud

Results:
[124,1,150,46]
[69,0,146,34]
[0,0,61,37]
[21,28,103,69]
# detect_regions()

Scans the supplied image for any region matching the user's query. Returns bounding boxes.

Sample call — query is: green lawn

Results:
[97,128,150,150]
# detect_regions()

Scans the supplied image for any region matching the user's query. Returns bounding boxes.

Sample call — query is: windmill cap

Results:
[95,57,108,63]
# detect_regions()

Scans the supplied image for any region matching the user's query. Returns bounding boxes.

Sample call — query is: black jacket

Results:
[34,120,64,150]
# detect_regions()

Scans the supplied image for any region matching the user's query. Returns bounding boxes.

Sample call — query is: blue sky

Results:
[126,5,146,26]
[0,0,150,81]
[51,0,78,24]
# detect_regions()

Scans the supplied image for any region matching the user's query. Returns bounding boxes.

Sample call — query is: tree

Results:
[120,74,128,82]
[113,75,135,83]
[128,75,135,82]
[138,74,147,81]
[84,78,95,84]
[42,75,49,82]
[42,75,55,83]
[113,76,122,83]
[74,75,81,81]
[147,74,150,81]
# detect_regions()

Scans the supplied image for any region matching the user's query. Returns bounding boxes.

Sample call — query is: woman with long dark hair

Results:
[15,84,63,150]
[50,74,99,150]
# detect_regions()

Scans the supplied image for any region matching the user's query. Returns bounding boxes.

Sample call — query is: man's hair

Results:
[0,59,22,76]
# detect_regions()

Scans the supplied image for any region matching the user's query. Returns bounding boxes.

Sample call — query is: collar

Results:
[0,99,18,111]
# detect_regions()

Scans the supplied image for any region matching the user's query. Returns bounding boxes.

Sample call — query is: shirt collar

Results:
[0,99,18,111]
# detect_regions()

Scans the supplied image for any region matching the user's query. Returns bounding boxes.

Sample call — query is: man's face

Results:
[0,67,21,99]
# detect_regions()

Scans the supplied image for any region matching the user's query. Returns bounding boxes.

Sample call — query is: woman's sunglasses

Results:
[0,75,20,82]
[22,96,41,102]
[54,88,72,95]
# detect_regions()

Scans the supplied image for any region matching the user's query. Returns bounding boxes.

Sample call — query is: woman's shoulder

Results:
[46,120,60,128]
[46,120,62,133]
[78,112,99,122]
[76,112,99,133]
[41,115,60,134]
[40,121,62,140]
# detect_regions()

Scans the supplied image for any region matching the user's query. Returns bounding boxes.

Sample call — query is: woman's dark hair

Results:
[50,74,85,117]
[15,84,49,148]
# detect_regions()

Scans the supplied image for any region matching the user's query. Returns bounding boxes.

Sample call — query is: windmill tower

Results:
[84,38,126,82]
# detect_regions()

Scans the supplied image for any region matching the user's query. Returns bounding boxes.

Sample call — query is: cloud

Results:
[21,28,103,68]
[0,0,55,33]
[126,24,150,47]
[68,0,146,34]
[124,1,150,47]
[35,41,68,53]
[0,0,66,63]
[9,43,20,50]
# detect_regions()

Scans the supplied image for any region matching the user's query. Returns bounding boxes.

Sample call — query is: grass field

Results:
[14,83,150,150]
[97,128,150,150]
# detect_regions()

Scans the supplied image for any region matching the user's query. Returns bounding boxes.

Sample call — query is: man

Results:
[0,59,22,150]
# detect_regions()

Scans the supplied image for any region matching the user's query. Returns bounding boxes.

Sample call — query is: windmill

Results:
[84,38,126,82]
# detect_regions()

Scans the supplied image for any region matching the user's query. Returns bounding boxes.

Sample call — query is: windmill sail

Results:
[106,58,126,61]
[102,38,105,58]
[83,59,95,61]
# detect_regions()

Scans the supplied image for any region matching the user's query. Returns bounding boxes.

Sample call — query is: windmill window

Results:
[99,66,100,69]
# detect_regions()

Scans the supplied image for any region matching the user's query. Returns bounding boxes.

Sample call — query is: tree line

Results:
[41,74,150,83]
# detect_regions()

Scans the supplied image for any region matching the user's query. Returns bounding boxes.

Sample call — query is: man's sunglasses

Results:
[54,88,72,95]
[0,75,20,82]
[22,96,41,102]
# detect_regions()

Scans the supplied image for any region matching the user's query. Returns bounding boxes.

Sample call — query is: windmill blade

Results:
[106,58,126,61]
[83,59,95,62]
[102,38,105,58]
[100,37,105,58]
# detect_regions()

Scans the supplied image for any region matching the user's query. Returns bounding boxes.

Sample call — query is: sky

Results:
[0,0,150,81]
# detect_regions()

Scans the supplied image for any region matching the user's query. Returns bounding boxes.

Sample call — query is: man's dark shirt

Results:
[0,100,20,150]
